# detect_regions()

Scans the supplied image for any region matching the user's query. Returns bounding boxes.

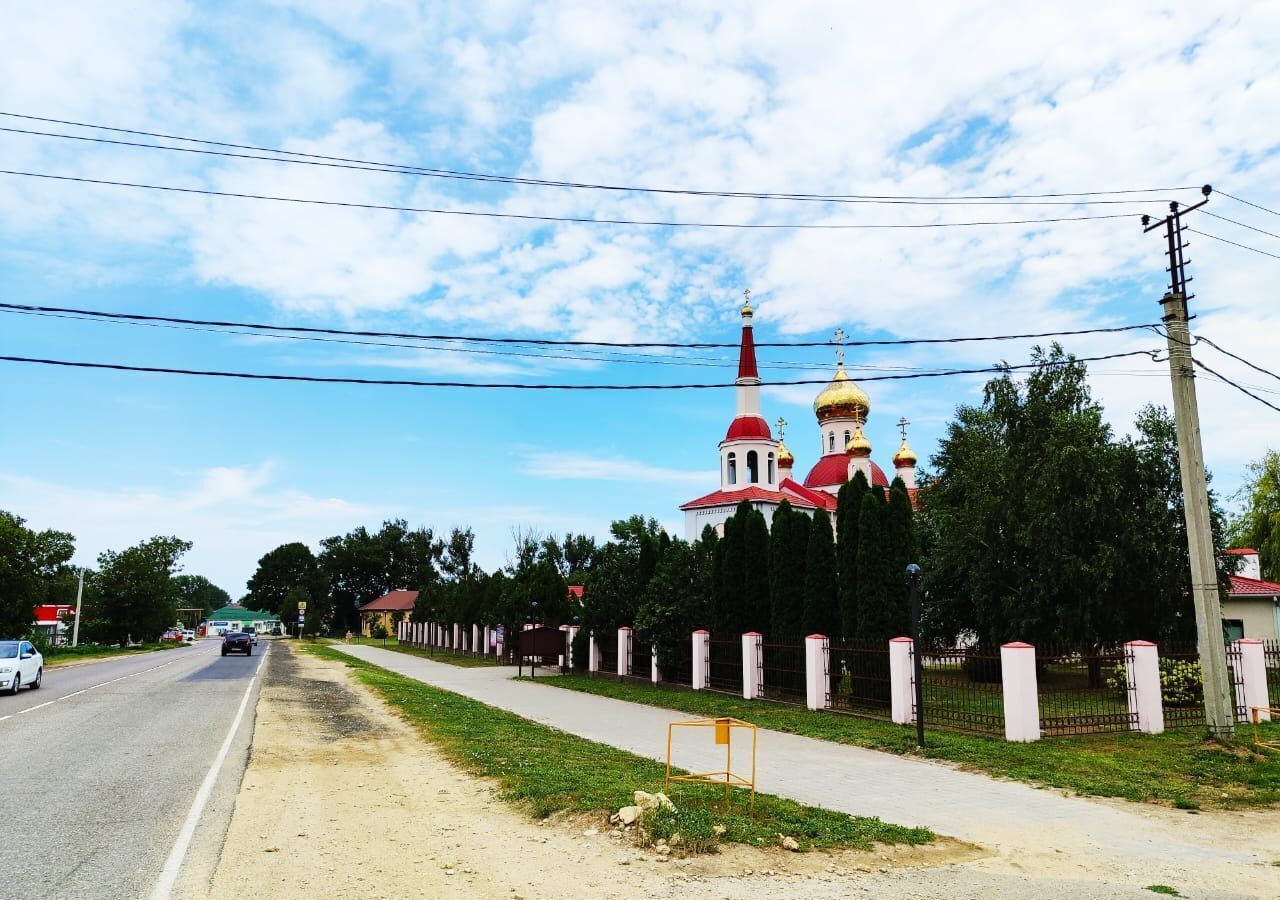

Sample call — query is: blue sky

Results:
[1,2,1278,595]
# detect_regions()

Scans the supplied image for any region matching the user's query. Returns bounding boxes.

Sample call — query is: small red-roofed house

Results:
[1223,549,1280,640]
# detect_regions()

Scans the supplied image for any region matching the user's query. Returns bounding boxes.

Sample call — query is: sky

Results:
[0,2,1277,597]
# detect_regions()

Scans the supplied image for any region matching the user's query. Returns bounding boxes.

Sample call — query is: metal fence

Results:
[659,637,693,687]
[916,647,1006,735]
[1157,642,1248,726]
[595,636,618,677]
[706,635,743,695]
[1266,640,1280,708]
[760,640,806,705]
[626,635,653,682]
[826,640,893,720]
[1036,646,1137,736]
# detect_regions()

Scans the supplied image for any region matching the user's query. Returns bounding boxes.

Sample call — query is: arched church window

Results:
[747,450,759,484]
[727,452,737,485]
[829,432,835,452]
[844,430,850,447]
[767,453,775,484]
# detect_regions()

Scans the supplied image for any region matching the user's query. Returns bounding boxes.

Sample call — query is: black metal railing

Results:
[706,635,743,695]
[627,635,653,682]
[1158,642,1207,728]
[595,635,618,677]
[1225,641,1248,722]
[760,640,805,705]
[916,647,1005,735]
[1265,640,1280,708]
[826,640,894,720]
[1036,646,1136,736]
[658,637,693,687]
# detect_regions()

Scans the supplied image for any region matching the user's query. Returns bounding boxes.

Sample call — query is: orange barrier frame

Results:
[664,716,757,812]
[1251,706,1280,753]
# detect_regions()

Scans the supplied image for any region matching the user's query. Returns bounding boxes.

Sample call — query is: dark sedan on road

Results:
[221,631,253,656]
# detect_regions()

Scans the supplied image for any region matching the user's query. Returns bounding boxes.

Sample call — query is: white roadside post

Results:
[804,634,830,711]
[889,637,916,725]
[1124,640,1165,734]
[692,630,709,690]
[742,632,763,700]
[483,625,491,656]
[651,646,661,684]
[617,627,632,677]
[473,624,480,655]
[1000,642,1041,742]
[453,623,461,650]
[1233,638,1271,722]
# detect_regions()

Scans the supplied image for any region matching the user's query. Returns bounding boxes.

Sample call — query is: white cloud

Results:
[522,450,713,486]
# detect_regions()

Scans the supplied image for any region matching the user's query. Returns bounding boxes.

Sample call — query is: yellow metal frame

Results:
[1250,706,1280,753]
[664,716,758,812]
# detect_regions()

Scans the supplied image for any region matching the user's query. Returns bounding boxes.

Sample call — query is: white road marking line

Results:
[149,647,269,900]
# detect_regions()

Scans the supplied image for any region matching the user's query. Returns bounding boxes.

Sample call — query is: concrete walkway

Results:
[334,645,1279,898]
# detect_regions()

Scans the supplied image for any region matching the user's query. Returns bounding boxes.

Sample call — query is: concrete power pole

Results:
[71,567,85,648]
[1144,187,1235,737]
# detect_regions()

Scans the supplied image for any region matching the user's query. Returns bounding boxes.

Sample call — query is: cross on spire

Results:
[833,327,847,366]
[744,288,751,304]
[774,416,787,441]
[898,416,910,441]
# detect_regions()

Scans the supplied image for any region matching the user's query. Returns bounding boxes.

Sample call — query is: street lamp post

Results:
[906,563,925,749]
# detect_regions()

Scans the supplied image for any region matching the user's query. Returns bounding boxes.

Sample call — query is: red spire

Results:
[737,321,758,380]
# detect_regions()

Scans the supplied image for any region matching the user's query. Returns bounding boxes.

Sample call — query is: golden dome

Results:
[845,423,872,458]
[813,363,871,424]
[777,440,794,465]
[893,439,918,468]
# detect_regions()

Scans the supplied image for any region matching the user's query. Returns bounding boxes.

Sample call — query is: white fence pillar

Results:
[472,624,479,654]
[742,632,763,700]
[1000,642,1040,742]
[651,646,661,683]
[1233,638,1271,722]
[588,633,600,673]
[1124,640,1165,734]
[617,627,632,677]
[482,625,491,655]
[889,636,915,725]
[804,634,830,711]
[692,630,709,690]
[452,623,460,649]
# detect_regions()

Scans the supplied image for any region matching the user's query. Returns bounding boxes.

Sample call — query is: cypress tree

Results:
[717,507,747,633]
[886,477,918,638]
[709,534,725,632]
[742,508,771,633]
[802,510,839,637]
[768,500,792,633]
[855,489,892,641]
[836,469,870,641]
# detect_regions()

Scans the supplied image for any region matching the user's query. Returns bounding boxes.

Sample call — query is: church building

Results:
[680,297,918,539]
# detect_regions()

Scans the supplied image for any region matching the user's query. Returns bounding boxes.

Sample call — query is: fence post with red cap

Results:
[1233,638,1271,722]
[742,632,763,700]
[617,627,632,678]
[692,630,709,690]
[1124,640,1165,733]
[889,637,915,725]
[805,634,830,711]
[1000,642,1040,742]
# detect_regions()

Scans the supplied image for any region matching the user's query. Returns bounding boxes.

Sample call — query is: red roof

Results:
[724,416,772,441]
[681,485,823,511]
[1226,548,1257,555]
[803,454,889,489]
[780,478,838,510]
[1228,575,1280,596]
[359,590,419,612]
[568,585,584,599]
[33,604,72,623]
[737,324,758,380]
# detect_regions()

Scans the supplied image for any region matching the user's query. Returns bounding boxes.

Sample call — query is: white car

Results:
[181,630,197,643]
[1,640,43,694]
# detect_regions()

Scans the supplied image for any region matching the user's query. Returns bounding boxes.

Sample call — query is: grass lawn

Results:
[301,642,932,853]
[535,673,1280,810]
[44,642,181,667]
[331,637,505,668]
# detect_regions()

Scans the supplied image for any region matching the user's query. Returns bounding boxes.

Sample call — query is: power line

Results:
[0,302,1163,349]
[1194,359,1280,413]
[1198,335,1280,384]
[1199,209,1280,241]
[1219,189,1280,218]
[0,349,1164,390]
[0,111,1199,205]
[1186,228,1280,260]
[0,169,1146,231]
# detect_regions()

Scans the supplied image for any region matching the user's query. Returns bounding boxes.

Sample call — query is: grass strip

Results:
[324,637,504,668]
[534,674,1280,810]
[44,642,180,667]
[300,642,932,853]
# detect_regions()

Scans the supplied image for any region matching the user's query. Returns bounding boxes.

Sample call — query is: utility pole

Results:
[1143,185,1235,736]
[71,567,85,647]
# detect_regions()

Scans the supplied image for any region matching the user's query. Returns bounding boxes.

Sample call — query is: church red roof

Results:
[780,478,838,510]
[724,416,772,441]
[803,453,889,489]
[1229,574,1280,595]
[737,324,758,380]
[681,485,823,511]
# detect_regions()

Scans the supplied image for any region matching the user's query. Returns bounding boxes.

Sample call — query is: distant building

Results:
[32,605,73,644]
[681,296,918,539]
[205,604,278,635]
[359,590,418,636]
[1223,549,1280,641]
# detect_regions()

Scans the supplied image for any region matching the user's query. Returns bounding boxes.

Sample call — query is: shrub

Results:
[1107,658,1204,707]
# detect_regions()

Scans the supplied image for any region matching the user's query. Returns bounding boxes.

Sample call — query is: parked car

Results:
[221,632,253,656]
[247,630,259,646]
[270,626,283,637]
[181,630,197,643]
[0,640,43,694]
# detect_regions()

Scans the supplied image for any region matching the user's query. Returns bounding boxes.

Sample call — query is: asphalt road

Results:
[0,638,269,900]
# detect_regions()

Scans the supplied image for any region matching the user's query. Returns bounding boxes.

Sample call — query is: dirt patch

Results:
[205,643,977,900]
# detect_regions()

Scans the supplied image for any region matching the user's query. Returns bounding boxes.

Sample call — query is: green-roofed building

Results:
[205,604,278,636]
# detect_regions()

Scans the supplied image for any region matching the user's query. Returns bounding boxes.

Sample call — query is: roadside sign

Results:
[298,601,307,611]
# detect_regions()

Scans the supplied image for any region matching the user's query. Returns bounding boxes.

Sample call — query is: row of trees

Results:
[0,510,228,645]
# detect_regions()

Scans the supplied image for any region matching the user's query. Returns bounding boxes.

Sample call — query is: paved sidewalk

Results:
[334,644,1278,898]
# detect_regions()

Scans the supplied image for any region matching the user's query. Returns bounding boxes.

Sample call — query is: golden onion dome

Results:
[777,440,794,465]
[813,363,871,424]
[845,423,872,458]
[893,438,918,468]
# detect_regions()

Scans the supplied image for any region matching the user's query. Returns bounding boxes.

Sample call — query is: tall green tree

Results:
[883,478,917,638]
[320,519,443,633]
[836,470,870,641]
[245,542,324,614]
[802,511,839,637]
[714,503,749,633]
[82,536,192,644]
[1230,449,1280,582]
[854,489,894,641]
[742,507,771,632]
[0,511,75,638]
[768,502,807,638]
[172,574,231,617]
[636,539,712,674]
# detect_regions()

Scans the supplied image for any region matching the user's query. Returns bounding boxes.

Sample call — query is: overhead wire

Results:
[1197,335,1280,384]
[1218,189,1280,219]
[0,111,1199,205]
[1199,209,1280,241]
[1194,359,1280,414]
[1185,229,1280,260]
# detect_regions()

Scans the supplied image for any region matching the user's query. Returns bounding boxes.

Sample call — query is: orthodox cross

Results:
[898,417,910,441]
[743,288,751,305]
[833,327,847,365]
[774,416,787,442]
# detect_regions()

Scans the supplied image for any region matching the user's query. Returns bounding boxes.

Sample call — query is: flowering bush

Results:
[1107,658,1204,706]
